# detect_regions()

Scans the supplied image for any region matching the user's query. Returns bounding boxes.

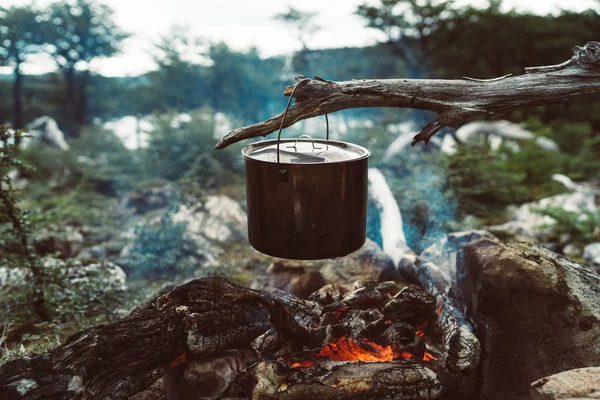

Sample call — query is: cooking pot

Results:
[242,80,370,260]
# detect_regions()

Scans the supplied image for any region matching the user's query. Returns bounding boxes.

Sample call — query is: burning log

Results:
[0,278,270,399]
[215,41,600,150]
[368,166,482,378]
[0,277,445,399]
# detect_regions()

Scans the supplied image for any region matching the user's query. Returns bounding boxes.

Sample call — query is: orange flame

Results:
[415,320,428,337]
[290,337,436,368]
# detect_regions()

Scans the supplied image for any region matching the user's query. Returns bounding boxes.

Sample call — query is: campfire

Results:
[169,279,452,400]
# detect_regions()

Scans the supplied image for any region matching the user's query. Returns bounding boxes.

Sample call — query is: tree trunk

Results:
[215,41,600,150]
[64,67,81,137]
[12,61,23,130]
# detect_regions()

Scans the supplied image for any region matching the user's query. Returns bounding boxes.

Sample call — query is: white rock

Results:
[584,243,600,265]
[489,177,599,241]
[535,136,560,151]
[26,116,70,151]
[441,120,558,155]
[174,195,247,243]
[563,244,582,257]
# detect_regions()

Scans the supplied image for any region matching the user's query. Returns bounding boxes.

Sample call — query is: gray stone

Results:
[584,243,600,265]
[460,238,600,400]
[122,181,179,214]
[531,367,600,399]
[419,229,495,282]
[488,175,599,242]
[253,260,326,299]
[32,225,84,257]
[174,195,247,244]
[563,244,582,258]
[322,238,399,284]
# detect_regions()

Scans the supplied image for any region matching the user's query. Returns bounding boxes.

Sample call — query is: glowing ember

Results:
[290,337,437,368]
[168,351,187,368]
[415,320,428,337]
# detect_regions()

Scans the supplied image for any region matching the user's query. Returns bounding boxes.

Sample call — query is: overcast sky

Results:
[2,0,598,76]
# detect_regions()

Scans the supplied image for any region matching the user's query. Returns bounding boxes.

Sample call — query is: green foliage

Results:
[447,143,529,217]
[525,118,600,181]
[535,206,600,245]
[143,107,241,182]
[356,0,463,77]
[0,127,35,264]
[119,206,197,277]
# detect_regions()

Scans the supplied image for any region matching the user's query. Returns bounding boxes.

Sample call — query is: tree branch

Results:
[215,41,600,150]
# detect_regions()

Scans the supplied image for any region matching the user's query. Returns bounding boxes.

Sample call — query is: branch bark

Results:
[215,41,600,150]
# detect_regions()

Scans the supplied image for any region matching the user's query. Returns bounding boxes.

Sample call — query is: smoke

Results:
[368,145,457,254]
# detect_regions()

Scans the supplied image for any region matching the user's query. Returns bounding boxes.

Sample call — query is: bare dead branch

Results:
[215,41,600,150]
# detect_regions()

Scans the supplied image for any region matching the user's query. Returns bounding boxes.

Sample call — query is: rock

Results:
[584,243,600,265]
[535,136,560,152]
[460,238,600,400]
[488,175,599,242]
[253,260,326,299]
[563,244,582,258]
[122,181,179,214]
[321,238,400,284]
[25,116,70,151]
[531,367,600,400]
[1,258,126,293]
[419,229,495,282]
[66,259,127,293]
[78,240,126,261]
[32,225,85,257]
[440,120,539,155]
[174,195,247,243]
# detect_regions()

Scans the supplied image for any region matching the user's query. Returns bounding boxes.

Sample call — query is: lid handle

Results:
[285,134,323,151]
[276,79,329,167]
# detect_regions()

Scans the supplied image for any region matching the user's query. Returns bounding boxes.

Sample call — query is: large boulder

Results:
[32,225,85,257]
[530,367,600,400]
[174,195,247,244]
[460,238,600,400]
[0,258,127,312]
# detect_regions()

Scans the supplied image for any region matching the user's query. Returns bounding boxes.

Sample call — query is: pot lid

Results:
[242,139,369,164]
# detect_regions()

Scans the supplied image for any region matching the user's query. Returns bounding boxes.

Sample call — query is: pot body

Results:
[243,139,368,260]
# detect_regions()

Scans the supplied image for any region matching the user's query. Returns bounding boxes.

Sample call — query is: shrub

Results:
[535,206,600,245]
[119,206,198,277]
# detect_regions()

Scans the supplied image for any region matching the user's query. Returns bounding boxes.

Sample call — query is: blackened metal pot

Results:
[241,79,370,260]
[242,137,369,260]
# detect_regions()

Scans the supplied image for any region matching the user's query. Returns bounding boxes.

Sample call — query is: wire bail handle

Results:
[276,79,329,166]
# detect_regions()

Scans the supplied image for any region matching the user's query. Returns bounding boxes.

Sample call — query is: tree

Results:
[45,0,128,135]
[0,5,47,129]
[355,0,465,79]
[274,6,321,74]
